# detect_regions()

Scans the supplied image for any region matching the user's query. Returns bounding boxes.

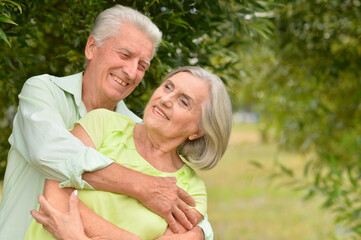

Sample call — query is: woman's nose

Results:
[161,95,173,108]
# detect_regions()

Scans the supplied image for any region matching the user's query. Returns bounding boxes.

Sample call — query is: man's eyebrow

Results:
[116,47,134,54]
[140,59,150,66]
[115,47,150,66]
[114,47,133,54]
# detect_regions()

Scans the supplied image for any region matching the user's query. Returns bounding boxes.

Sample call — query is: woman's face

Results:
[143,72,210,142]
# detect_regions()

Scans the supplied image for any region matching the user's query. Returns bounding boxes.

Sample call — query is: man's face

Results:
[84,23,154,106]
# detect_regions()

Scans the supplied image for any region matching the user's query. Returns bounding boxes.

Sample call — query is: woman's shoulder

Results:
[87,109,136,124]
[80,109,136,135]
[178,163,206,189]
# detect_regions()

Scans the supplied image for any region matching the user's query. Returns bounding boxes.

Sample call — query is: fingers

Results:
[172,207,193,230]
[38,194,59,216]
[69,190,79,215]
[30,209,48,224]
[178,201,197,225]
[164,214,179,234]
[177,187,196,207]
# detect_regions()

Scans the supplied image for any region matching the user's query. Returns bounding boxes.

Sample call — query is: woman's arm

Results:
[31,191,90,240]
[48,125,140,239]
[35,181,204,240]
[31,180,140,240]
[34,125,140,239]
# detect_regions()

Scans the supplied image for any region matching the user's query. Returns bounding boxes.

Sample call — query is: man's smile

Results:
[111,74,128,87]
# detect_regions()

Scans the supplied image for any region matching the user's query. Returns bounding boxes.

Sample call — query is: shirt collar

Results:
[49,72,84,107]
[48,72,129,116]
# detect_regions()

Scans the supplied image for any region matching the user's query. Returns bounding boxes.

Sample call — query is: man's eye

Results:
[138,64,147,72]
[118,52,130,58]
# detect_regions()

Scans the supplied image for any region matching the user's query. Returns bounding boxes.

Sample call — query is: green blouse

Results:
[24,109,207,240]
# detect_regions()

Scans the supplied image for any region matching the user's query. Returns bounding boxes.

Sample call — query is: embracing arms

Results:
[31,123,205,239]
[15,76,200,233]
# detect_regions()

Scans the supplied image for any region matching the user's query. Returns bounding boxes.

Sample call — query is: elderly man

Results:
[0,5,212,240]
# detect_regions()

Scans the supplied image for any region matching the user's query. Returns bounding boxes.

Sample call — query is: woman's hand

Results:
[31,190,90,240]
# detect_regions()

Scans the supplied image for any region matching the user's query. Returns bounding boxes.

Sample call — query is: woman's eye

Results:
[164,84,171,90]
[180,98,189,107]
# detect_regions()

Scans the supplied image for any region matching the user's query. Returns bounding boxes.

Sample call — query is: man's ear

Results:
[188,130,204,141]
[85,35,97,61]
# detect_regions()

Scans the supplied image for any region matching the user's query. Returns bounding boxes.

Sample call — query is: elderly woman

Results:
[25,66,232,240]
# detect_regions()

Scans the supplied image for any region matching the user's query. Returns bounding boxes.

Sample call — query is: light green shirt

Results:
[24,109,207,239]
[0,72,213,240]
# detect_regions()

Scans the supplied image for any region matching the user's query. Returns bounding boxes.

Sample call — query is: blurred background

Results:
[1,0,360,239]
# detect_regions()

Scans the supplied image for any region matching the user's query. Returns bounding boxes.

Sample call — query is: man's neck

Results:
[82,71,117,112]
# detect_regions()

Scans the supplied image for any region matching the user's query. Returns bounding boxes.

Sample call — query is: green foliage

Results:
[0,1,275,179]
[239,0,361,235]
[0,0,22,46]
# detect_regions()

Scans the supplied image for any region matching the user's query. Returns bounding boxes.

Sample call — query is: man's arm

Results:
[12,76,113,188]
[71,123,197,233]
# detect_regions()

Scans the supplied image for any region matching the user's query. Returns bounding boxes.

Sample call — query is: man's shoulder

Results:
[26,72,82,85]
[23,72,83,95]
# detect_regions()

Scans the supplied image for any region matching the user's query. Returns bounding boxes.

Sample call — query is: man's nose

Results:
[123,59,138,81]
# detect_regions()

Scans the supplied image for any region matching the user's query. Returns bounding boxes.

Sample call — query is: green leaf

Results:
[279,163,293,177]
[2,0,22,13]
[0,27,11,47]
[4,56,15,70]
[0,15,17,25]
[248,160,263,169]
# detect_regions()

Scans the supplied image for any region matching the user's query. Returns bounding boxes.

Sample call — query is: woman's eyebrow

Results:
[164,79,174,86]
[167,79,195,104]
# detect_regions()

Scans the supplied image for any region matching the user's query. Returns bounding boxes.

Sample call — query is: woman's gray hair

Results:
[91,5,162,57]
[164,66,232,170]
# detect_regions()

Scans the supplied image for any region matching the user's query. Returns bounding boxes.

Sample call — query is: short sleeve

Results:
[76,109,134,149]
[190,175,207,217]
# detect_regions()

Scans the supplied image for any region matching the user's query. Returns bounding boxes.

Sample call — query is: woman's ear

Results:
[85,35,97,61]
[188,130,204,141]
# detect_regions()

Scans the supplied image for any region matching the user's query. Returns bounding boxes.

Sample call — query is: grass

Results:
[197,123,347,240]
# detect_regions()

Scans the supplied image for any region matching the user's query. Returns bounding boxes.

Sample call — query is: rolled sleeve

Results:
[59,147,113,189]
[197,214,214,240]
[10,75,113,189]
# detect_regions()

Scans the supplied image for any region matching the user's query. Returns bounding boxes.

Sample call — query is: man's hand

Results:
[31,191,91,240]
[156,226,204,240]
[137,176,197,233]
[83,163,197,233]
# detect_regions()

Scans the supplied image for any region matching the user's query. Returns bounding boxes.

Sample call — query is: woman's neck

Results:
[133,124,184,172]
